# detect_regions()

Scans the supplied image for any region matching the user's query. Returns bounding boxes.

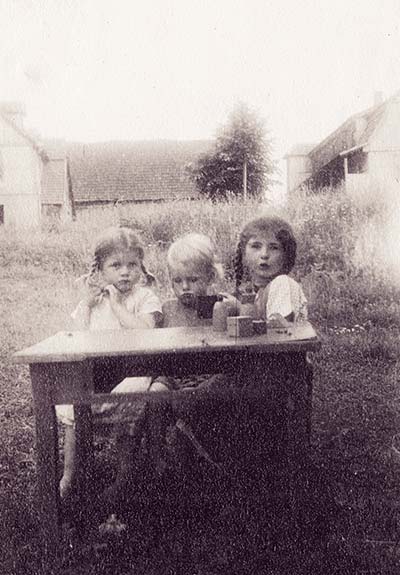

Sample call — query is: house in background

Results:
[284,143,314,196]
[66,140,210,209]
[285,91,400,195]
[0,100,211,226]
[0,102,73,227]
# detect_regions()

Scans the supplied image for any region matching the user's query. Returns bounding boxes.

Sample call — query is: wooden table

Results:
[14,322,320,573]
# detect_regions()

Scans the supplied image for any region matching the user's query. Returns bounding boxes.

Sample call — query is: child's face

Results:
[100,249,142,293]
[243,232,285,287]
[169,262,212,306]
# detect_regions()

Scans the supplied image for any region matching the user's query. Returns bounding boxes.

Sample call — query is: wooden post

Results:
[30,364,61,574]
[344,156,348,180]
[243,160,247,200]
[63,157,75,222]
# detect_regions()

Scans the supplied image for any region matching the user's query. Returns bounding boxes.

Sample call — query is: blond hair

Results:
[167,233,223,281]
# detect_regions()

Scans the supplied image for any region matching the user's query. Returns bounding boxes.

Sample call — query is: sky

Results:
[1,0,400,189]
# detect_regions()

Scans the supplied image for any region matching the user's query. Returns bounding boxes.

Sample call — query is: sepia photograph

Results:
[1,0,400,573]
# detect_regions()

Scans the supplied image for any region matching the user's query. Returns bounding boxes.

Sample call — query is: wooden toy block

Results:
[227,315,254,337]
[252,319,267,334]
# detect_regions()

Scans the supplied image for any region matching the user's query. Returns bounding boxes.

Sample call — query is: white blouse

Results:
[255,274,308,322]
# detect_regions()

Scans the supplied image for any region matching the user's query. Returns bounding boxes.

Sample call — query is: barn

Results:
[0,101,212,226]
[0,102,73,227]
[285,91,400,195]
[66,140,210,209]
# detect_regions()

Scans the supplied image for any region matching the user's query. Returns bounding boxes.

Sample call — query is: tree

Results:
[187,103,274,200]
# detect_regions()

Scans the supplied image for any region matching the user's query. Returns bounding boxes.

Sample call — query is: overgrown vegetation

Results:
[1,187,400,573]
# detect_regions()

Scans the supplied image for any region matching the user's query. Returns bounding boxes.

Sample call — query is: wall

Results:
[366,96,400,191]
[367,151,400,190]
[286,154,312,193]
[0,116,42,227]
[369,97,400,150]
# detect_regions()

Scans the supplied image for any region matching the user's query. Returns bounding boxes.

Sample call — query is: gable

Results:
[0,112,47,161]
[0,115,31,147]
[367,95,400,150]
[308,98,389,174]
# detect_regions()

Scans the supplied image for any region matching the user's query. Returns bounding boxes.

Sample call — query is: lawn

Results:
[1,192,400,574]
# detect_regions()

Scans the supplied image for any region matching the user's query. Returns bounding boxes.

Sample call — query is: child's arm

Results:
[106,285,162,329]
[218,292,241,314]
[266,313,292,328]
[72,275,105,330]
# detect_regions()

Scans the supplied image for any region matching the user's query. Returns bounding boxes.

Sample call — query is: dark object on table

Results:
[196,295,219,319]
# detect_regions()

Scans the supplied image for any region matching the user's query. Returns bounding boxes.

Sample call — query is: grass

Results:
[1,190,400,573]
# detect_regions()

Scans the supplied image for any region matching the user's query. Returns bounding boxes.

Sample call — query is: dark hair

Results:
[89,225,155,286]
[234,216,297,292]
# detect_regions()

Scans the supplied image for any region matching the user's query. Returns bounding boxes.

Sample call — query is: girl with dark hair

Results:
[234,216,307,326]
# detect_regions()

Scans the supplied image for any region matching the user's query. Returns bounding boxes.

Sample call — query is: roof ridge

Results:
[308,91,395,157]
[0,109,48,160]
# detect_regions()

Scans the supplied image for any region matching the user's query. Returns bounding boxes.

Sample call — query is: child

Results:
[57,225,166,499]
[234,216,307,326]
[232,216,309,480]
[162,232,224,325]
[152,232,225,388]
[149,233,229,474]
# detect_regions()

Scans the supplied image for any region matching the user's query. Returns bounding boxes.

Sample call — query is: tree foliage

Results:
[187,103,274,200]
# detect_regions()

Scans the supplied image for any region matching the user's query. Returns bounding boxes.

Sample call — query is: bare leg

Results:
[60,425,76,499]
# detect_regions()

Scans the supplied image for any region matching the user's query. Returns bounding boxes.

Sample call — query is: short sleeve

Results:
[128,286,162,316]
[266,275,294,320]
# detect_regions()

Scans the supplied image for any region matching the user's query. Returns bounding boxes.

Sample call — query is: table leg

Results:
[286,353,313,454]
[30,364,61,575]
[284,353,313,541]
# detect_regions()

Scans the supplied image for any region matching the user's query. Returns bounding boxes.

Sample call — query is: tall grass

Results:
[1,186,399,330]
[1,186,400,573]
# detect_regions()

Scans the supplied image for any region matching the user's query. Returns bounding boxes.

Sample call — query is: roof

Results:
[66,140,211,203]
[307,93,398,173]
[41,157,66,204]
[0,103,48,161]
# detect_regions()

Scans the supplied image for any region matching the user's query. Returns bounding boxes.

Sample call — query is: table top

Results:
[13,322,320,365]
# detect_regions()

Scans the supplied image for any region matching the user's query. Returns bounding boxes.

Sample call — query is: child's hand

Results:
[266,313,292,329]
[104,284,122,306]
[79,273,105,308]
[219,293,240,314]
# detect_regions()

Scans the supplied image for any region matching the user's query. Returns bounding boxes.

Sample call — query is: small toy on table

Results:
[227,315,254,338]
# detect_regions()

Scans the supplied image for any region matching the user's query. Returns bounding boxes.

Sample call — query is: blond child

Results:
[57,225,166,498]
[145,233,233,478]
[152,232,225,389]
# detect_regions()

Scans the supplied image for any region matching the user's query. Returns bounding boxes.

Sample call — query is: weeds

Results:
[1,189,400,572]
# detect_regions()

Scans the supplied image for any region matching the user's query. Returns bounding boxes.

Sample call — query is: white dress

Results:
[254,274,308,322]
[56,285,162,426]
